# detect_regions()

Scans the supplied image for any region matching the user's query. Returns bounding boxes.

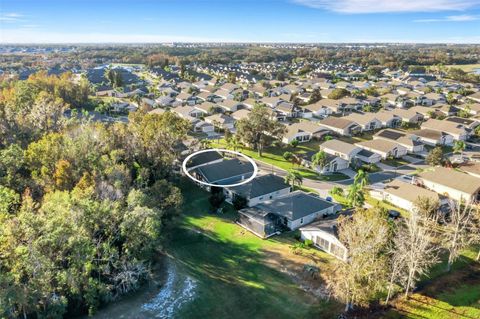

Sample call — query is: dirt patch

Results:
[261,244,333,299]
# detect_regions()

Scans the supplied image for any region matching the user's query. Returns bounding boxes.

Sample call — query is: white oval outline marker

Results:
[182,148,258,188]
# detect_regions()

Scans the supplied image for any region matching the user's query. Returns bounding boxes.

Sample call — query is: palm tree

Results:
[285,170,303,190]
[346,183,365,208]
[453,140,466,154]
[353,169,369,189]
[311,151,328,173]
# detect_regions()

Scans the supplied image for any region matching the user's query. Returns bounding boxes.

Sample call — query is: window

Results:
[315,236,329,250]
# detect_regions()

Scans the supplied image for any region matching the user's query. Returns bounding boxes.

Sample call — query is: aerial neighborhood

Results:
[1,43,480,319]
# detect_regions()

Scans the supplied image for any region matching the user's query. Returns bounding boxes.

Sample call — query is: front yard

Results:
[210,139,349,181]
[166,178,343,319]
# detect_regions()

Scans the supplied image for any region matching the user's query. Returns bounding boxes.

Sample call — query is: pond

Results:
[86,257,196,319]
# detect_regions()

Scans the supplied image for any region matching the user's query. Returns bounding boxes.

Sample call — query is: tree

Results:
[442,200,477,272]
[209,187,225,209]
[28,92,67,134]
[308,88,322,104]
[311,151,328,171]
[328,88,350,100]
[413,196,440,219]
[283,151,295,167]
[232,195,248,210]
[353,169,369,189]
[426,147,444,166]
[329,208,390,311]
[236,105,286,156]
[453,140,466,154]
[289,139,299,149]
[346,183,365,208]
[227,72,237,84]
[387,205,440,299]
[284,170,303,190]
[366,66,383,78]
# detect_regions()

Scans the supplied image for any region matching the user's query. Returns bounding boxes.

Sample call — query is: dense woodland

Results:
[1,44,480,74]
[0,72,191,317]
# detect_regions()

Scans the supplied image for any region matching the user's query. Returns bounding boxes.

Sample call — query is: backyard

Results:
[164,178,343,319]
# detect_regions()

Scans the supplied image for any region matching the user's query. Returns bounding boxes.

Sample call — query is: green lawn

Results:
[166,178,343,319]
[210,139,349,182]
[381,158,410,168]
[446,64,480,73]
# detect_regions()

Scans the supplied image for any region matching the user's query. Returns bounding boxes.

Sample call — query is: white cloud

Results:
[0,12,25,22]
[0,29,237,44]
[292,0,480,13]
[414,14,479,22]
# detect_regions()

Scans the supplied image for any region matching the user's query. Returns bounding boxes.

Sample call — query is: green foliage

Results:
[236,105,286,156]
[311,150,328,169]
[328,88,350,100]
[0,77,187,318]
[232,195,248,210]
[426,147,444,166]
[330,186,344,196]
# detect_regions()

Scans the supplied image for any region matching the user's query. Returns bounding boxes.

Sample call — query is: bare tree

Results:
[442,200,477,272]
[389,207,440,299]
[329,208,390,311]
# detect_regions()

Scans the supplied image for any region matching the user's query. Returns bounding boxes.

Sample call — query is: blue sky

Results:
[1,0,480,43]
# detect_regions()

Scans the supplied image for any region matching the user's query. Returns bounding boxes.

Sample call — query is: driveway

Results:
[254,159,334,197]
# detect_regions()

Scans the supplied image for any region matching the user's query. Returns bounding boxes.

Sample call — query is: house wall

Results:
[420,180,476,202]
[247,187,291,207]
[370,190,415,212]
[313,157,349,174]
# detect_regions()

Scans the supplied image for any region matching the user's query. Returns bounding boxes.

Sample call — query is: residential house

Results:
[391,108,424,124]
[320,139,362,162]
[318,117,361,136]
[185,151,224,170]
[344,113,382,132]
[373,129,424,153]
[193,158,254,186]
[302,151,349,174]
[282,122,330,144]
[231,109,251,121]
[225,174,291,207]
[375,111,402,128]
[356,139,408,159]
[414,167,480,202]
[421,118,470,141]
[237,191,339,238]
[410,129,453,146]
[218,99,242,112]
[370,179,444,211]
[204,113,235,130]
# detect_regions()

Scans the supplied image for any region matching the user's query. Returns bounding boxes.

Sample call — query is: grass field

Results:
[446,64,480,73]
[166,178,343,319]
[210,139,349,182]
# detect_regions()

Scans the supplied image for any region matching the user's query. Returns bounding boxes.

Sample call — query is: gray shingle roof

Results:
[196,158,254,184]
[228,174,289,199]
[257,191,335,221]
